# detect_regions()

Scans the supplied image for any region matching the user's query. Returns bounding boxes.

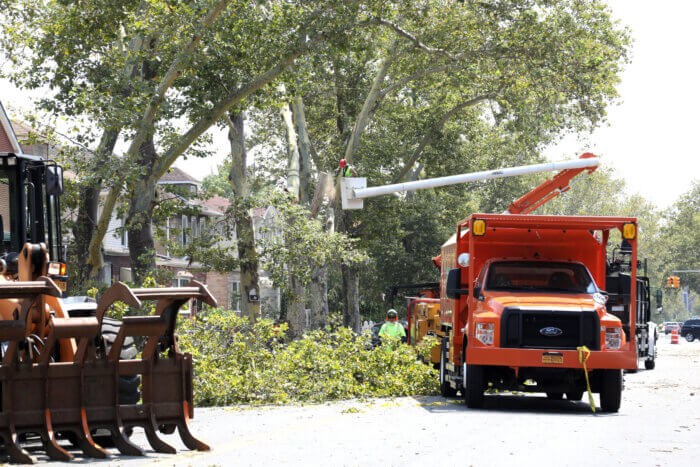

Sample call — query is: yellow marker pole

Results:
[577,346,595,413]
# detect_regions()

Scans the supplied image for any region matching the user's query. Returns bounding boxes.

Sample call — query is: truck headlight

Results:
[476,323,494,345]
[605,327,622,350]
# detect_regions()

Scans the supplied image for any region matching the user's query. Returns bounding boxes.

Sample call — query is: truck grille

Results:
[500,308,600,350]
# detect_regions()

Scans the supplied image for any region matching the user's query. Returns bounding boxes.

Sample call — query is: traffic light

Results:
[673,276,681,288]
[666,277,673,287]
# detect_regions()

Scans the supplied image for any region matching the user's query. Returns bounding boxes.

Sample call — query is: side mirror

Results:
[446,268,469,299]
[473,285,482,299]
[46,165,64,196]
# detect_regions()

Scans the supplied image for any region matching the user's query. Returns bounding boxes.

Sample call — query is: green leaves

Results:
[177,310,439,405]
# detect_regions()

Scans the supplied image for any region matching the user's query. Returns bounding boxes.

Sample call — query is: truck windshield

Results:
[0,168,18,253]
[485,261,598,294]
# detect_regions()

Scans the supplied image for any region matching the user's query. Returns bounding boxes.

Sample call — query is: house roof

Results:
[159,167,200,184]
[0,102,22,153]
[10,120,35,140]
[204,195,230,214]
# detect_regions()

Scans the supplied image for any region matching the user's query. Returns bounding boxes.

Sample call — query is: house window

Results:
[230,281,240,312]
[172,277,190,288]
[120,217,127,247]
[182,215,188,245]
[172,276,193,315]
[165,218,171,257]
[191,216,198,238]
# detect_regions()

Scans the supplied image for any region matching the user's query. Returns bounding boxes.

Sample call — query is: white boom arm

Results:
[340,157,600,209]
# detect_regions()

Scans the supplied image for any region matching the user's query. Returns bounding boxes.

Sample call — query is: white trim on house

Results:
[0,102,22,153]
[157,180,202,189]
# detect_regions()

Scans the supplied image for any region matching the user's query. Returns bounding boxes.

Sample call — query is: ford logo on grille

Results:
[539,327,563,337]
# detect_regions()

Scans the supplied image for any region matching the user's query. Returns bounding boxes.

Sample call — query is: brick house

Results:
[102,168,281,316]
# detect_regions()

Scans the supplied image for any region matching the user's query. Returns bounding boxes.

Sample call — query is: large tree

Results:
[256,0,631,327]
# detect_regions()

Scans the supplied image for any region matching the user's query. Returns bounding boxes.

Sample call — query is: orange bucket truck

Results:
[438,214,638,412]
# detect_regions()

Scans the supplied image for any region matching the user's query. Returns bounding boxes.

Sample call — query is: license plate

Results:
[55,280,67,292]
[542,353,563,364]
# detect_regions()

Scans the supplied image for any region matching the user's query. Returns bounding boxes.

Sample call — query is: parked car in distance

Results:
[680,319,700,342]
[665,322,681,335]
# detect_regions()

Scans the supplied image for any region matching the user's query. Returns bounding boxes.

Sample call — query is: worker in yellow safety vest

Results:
[335,158,357,178]
[379,309,406,340]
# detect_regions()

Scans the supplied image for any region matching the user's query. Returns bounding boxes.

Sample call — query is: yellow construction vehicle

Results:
[407,299,442,365]
[0,151,215,463]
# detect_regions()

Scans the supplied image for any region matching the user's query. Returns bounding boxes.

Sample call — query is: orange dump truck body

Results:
[438,214,638,410]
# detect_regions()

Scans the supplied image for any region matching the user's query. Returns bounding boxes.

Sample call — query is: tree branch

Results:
[343,46,399,165]
[376,18,465,62]
[123,0,232,162]
[391,92,496,183]
[377,64,455,100]
[89,26,354,272]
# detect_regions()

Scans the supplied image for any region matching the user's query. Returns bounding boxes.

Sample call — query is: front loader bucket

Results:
[86,280,217,455]
[0,278,217,463]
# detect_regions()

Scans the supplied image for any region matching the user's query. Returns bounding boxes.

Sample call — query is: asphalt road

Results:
[8,336,700,466]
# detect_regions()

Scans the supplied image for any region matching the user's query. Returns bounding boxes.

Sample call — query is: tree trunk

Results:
[71,128,120,287]
[291,97,312,205]
[337,209,360,332]
[287,276,307,338]
[308,265,328,329]
[341,261,360,333]
[126,135,158,285]
[226,112,261,321]
[281,97,300,203]
[281,93,309,336]
[71,184,102,287]
[291,95,331,329]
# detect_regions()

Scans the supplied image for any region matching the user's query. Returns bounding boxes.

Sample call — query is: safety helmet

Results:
[339,159,348,168]
[387,309,398,319]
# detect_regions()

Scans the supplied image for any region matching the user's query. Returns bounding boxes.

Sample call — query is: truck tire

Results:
[440,339,457,398]
[546,392,563,400]
[566,391,583,401]
[463,364,485,409]
[599,369,622,413]
[644,358,655,370]
[101,317,141,404]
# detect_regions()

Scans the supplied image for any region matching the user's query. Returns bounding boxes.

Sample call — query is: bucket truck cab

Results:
[438,214,639,412]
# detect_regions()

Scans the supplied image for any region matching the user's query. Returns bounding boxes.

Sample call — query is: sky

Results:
[1,0,698,208]
[541,0,700,207]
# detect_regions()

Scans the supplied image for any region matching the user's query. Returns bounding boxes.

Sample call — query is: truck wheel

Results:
[644,358,655,370]
[463,364,485,409]
[685,332,695,342]
[566,391,583,401]
[439,339,457,398]
[546,392,563,400]
[599,369,622,413]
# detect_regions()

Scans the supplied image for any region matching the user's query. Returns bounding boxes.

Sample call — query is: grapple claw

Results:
[71,424,109,459]
[1,277,216,461]
[110,426,144,457]
[143,412,177,454]
[39,428,72,461]
[177,415,211,451]
[2,430,35,464]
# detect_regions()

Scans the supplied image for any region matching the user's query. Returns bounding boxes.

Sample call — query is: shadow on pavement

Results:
[411,394,611,416]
